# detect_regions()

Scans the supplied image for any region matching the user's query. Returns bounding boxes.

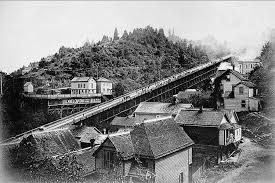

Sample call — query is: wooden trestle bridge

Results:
[2,55,232,144]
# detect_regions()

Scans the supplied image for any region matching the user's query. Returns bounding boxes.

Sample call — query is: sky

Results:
[1,1,275,73]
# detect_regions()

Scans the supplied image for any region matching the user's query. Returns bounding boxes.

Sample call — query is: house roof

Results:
[97,77,111,82]
[220,109,239,123]
[174,109,229,127]
[233,81,256,88]
[131,117,194,159]
[21,128,81,158]
[134,102,194,115]
[215,69,248,81]
[109,131,135,160]
[110,116,142,127]
[71,77,95,82]
[52,146,98,176]
[71,126,102,143]
[97,117,194,160]
[219,123,234,130]
[24,82,32,87]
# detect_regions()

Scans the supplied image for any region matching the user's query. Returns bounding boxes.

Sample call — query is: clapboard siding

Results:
[155,146,191,183]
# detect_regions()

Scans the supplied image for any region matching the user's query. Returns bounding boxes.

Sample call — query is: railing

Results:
[22,93,102,99]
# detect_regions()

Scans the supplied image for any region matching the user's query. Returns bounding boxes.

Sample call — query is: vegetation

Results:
[1,26,214,139]
[249,41,275,114]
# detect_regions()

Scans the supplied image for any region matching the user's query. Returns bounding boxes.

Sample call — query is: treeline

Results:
[249,41,275,114]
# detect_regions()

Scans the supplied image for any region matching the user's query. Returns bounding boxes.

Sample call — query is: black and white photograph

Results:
[0,1,274,183]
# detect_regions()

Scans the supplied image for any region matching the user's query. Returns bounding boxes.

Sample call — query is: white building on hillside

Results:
[71,77,96,95]
[24,82,34,93]
[96,77,112,95]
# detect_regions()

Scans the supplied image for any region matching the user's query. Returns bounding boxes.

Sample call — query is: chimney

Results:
[198,105,203,113]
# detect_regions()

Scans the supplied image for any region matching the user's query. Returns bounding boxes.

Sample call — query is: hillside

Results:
[17,26,210,94]
[2,26,213,139]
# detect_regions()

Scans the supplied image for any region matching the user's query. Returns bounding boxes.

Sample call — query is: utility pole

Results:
[0,73,2,96]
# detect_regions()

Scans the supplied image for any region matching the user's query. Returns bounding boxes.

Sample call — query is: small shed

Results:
[24,82,34,93]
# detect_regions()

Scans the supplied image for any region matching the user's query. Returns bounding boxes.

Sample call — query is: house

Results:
[71,77,96,95]
[174,108,241,163]
[96,77,112,95]
[213,69,260,111]
[70,126,102,148]
[225,81,260,111]
[93,117,194,183]
[233,59,261,75]
[133,102,194,121]
[23,82,34,93]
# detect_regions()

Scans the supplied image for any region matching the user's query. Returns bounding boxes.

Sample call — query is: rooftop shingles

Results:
[233,81,256,88]
[131,117,194,159]
[110,116,141,127]
[109,132,135,160]
[71,126,102,143]
[214,69,248,81]
[21,128,81,159]
[174,109,227,127]
[71,77,95,82]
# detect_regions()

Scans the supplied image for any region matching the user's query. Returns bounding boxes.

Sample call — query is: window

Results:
[103,150,114,169]
[78,84,80,88]
[241,100,246,108]
[179,172,184,183]
[239,87,244,94]
[251,64,253,68]
[83,84,85,88]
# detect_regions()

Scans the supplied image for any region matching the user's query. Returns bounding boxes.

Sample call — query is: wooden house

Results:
[214,69,260,111]
[71,77,96,95]
[96,77,112,95]
[93,117,194,183]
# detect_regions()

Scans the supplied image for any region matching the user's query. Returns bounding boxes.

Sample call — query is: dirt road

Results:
[199,138,275,183]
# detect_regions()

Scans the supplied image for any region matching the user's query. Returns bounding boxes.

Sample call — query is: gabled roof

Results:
[97,77,111,82]
[71,77,95,82]
[233,81,256,88]
[134,102,193,115]
[131,117,194,159]
[20,128,81,159]
[71,126,102,143]
[110,116,142,127]
[109,131,135,160]
[174,109,229,127]
[215,69,248,81]
[24,82,32,87]
[96,117,194,160]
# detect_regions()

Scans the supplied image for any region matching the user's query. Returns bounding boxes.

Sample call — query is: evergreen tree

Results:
[113,28,119,41]
[121,30,129,40]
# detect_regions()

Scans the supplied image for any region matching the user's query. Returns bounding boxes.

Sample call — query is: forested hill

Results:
[15,26,210,94]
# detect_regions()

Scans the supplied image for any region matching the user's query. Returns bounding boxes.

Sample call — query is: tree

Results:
[113,28,119,41]
[114,82,125,97]
[121,30,129,40]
